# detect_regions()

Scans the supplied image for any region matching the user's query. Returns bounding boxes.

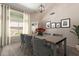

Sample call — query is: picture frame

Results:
[61,18,70,28]
[51,22,56,28]
[46,21,51,28]
[56,22,61,28]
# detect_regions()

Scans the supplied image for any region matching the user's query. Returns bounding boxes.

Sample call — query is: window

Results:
[9,9,23,37]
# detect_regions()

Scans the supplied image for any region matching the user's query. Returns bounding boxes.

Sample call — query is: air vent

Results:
[50,12,55,15]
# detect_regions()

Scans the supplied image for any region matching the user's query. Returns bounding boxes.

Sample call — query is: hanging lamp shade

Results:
[39,4,45,13]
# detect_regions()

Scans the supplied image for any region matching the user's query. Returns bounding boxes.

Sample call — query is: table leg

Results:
[53,44,57,56]
[64,39,66,56]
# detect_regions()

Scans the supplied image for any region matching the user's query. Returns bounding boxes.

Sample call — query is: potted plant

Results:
[70,25,79,50]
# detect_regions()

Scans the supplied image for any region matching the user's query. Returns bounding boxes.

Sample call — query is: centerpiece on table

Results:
[36,27,45,36]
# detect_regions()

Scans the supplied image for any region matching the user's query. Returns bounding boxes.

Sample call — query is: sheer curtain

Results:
[23,12,30,34]
[0,4,9,46]
[0,4,1,47]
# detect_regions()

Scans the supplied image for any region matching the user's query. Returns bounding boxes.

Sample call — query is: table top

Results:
[35,35,66,44]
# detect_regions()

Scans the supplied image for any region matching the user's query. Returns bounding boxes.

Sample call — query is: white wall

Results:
[40,3,79,47]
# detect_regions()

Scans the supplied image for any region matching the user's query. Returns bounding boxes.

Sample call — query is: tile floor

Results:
[0,42,79,56]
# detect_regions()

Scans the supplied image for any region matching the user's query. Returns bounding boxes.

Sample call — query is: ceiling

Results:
[19,3,47,13]
[4,3,57,13]
[20,3,41,11]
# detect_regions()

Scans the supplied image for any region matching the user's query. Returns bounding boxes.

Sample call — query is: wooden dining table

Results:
[35,35,67,56]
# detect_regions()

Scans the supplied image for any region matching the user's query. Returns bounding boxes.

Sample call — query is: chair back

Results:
[32,37,53,56]
[24,34,32,48]
[20,34,25,43]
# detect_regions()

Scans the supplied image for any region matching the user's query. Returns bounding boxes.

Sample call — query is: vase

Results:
[38,32,43,36]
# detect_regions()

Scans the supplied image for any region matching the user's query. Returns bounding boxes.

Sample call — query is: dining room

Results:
[0,3,79,56]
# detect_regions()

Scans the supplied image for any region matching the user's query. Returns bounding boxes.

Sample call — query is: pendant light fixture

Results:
[39,4,45,13]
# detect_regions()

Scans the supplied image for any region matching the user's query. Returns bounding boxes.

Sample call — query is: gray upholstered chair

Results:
[23,34,33,55]
[20,34,33,55]
[32,37,53,56]
[24,35,32,47]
